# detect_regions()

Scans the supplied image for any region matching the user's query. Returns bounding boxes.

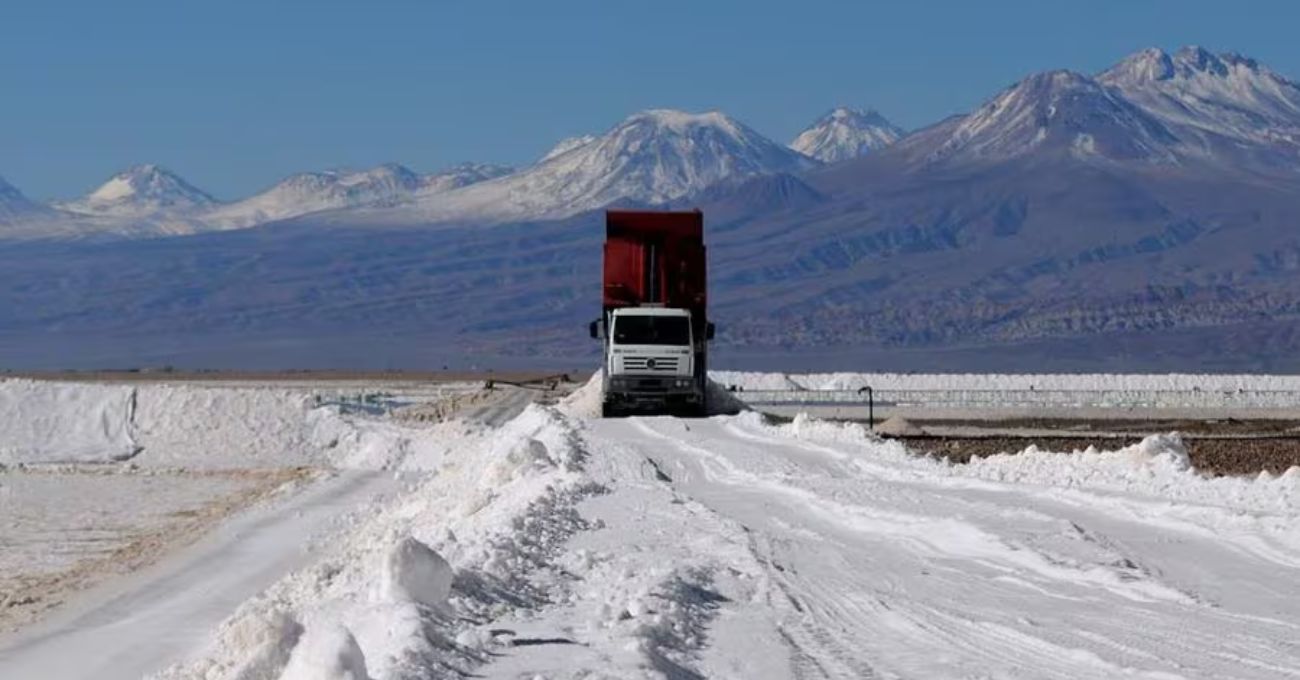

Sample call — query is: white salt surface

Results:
[6,375,1300,679]
[0,471,249,580]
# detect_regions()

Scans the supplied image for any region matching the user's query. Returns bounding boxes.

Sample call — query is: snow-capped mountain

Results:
[357,109,819,225]
[1098,46,1300,154]
[0,161,517,239]
[878,46,1300,175]
[200,163,513,231]
[6,45,1300,245]
[925,70,1181,164]
[55,165,215,217]
[790,107,905,162]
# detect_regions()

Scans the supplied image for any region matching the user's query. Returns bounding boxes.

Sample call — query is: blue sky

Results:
[3,0,1297,200]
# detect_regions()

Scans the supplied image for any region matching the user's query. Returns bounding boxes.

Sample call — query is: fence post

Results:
[858,386,874,430]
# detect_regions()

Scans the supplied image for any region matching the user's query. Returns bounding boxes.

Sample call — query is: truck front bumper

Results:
[605,376,702,409]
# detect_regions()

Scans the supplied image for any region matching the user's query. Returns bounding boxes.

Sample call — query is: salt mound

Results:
[709,371,805,391]
[376,536,453,608]
[874,416,927,437]
[0,379,138,464]
[219,608,303,680]
[706,378,749,416]
[483,437,554,485]
[557,371,603,418]
[278,623,370,680]
[1126,433,1192,472]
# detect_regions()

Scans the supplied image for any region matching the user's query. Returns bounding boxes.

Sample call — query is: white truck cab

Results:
[600,307,702,416]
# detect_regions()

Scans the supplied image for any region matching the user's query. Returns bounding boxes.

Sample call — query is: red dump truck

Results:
[588,209,714,417]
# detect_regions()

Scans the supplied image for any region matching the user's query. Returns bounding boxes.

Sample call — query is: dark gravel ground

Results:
[899,429,1300,475]
[903,436,1300,477]
[891,418,1300,477]
[920,417,1300,436]
[766,413,1300,476]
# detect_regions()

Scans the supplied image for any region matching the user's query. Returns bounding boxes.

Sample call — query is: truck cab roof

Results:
[611,307,692,318]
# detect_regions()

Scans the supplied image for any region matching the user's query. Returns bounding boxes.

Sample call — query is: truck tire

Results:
[601,401,619,418]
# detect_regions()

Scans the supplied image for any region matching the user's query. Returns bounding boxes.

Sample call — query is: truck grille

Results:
[622,356,680,373]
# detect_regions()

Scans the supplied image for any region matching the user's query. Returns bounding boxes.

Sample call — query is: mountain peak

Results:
[541,107,815,205]
[199,161,512,231]
[270,164,424,195]
[124,162,162,175]
[62,164,214,216]
[627,108,735,129]
[822,106,892,125]
[1100,46,1287,87]
[791,107,905,162]
[1099,46,1300,151]
[613,108,755,142]
[339,163,421,187]
[929,68,1178,163]
[353,108,816,225]
[1102,48,1176,83]
[1173,45,1228,76]
[200,163,428,230]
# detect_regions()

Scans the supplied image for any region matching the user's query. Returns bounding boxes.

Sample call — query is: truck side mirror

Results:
[706,322,716,341]
[589,320,600,339]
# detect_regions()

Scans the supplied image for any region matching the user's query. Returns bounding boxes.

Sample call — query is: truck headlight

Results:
[675,379,690,388]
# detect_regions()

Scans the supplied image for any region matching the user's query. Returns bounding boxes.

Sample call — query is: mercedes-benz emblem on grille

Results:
[646,358,657,369]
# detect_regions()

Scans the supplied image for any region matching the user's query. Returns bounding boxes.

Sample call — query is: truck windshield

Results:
[613,315,691,346]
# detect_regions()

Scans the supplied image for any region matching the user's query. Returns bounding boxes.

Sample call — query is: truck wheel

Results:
[601,402,618,418]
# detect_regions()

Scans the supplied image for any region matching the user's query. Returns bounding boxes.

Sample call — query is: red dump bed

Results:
[603,210,706,314]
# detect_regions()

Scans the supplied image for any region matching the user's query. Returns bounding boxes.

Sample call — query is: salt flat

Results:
[2,373,1298,679]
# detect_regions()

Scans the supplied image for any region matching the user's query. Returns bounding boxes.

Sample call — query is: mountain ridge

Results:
[4,46,1297,240]
[325,108,820,226]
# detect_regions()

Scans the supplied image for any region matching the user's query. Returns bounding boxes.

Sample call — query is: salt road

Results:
[482,411,1300,678]
[0,471,397,680]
